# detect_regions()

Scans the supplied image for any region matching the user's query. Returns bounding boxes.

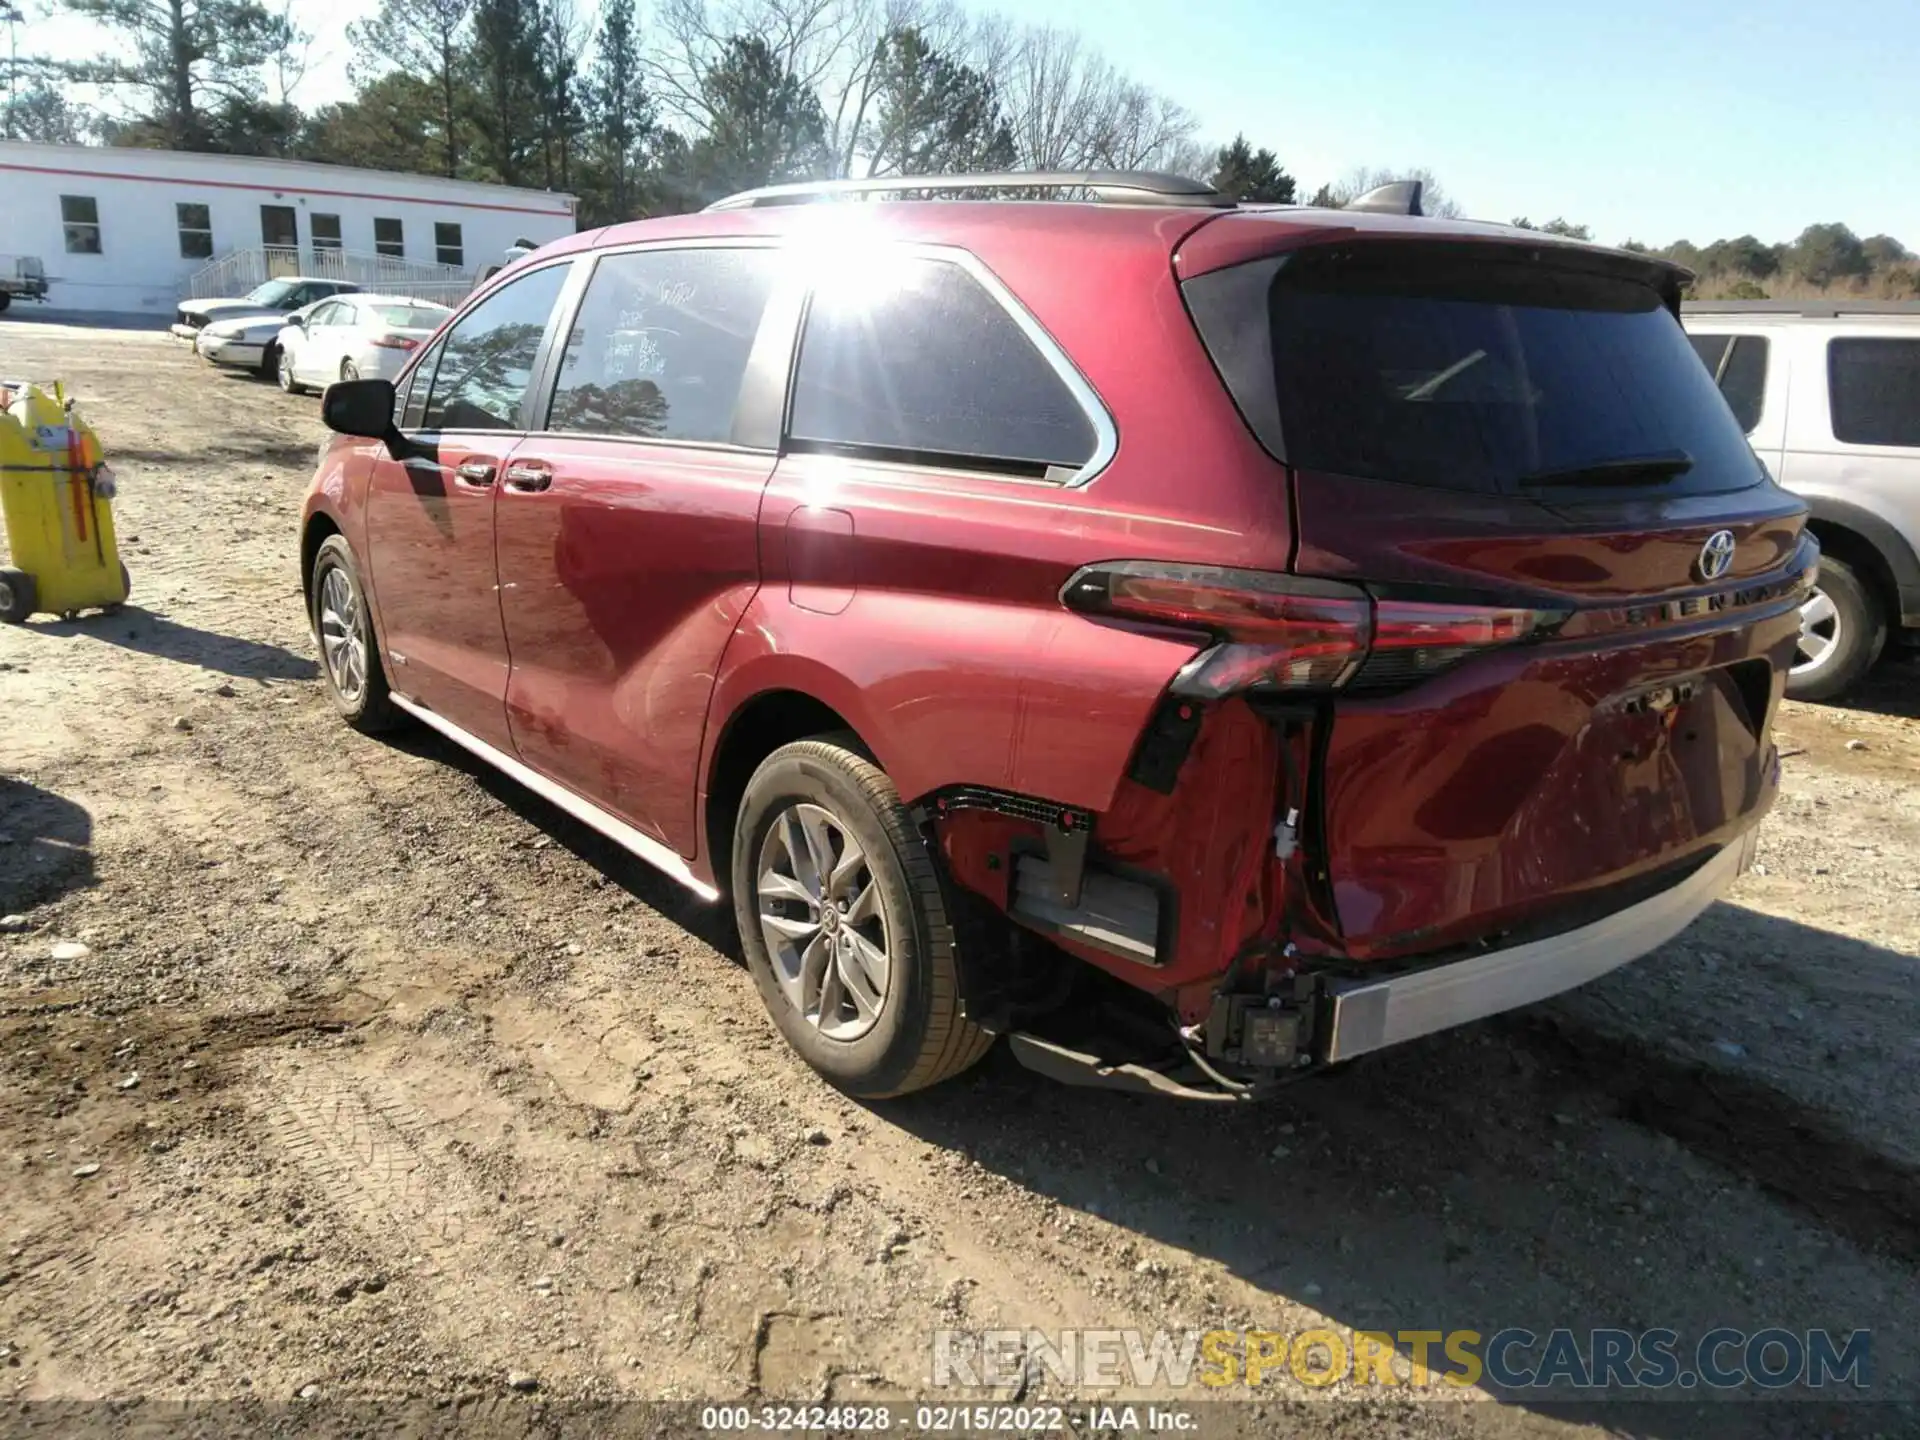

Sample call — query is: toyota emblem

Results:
[1697,529,1737,581]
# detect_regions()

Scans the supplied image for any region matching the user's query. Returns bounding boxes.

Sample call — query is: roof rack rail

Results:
[1679,298,1920,317]
[704,171,1235,212]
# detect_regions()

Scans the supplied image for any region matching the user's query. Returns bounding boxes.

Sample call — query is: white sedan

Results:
[274,295,451,394]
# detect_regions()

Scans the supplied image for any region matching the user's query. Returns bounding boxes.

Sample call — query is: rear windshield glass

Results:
[371,304,448,329]
[1189,248,1765,497]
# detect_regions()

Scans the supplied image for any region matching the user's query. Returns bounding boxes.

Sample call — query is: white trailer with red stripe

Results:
[0,141,576,321]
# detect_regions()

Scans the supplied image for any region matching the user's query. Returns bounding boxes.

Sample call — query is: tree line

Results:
[2,0,1465,230]
[1628,224,1919,300]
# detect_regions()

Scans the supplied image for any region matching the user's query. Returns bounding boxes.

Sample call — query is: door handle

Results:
[455,460,496,487]
[503,461,552,493]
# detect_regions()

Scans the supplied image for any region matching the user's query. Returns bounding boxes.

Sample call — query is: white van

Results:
[1683,300,1920,699]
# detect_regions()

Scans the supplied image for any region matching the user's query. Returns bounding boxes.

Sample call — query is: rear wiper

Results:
[1520,450,1695,488]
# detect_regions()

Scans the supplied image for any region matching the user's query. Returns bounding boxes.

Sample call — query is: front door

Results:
[362,261,572,751]
[261,205,299,275]
[496,245,786,851]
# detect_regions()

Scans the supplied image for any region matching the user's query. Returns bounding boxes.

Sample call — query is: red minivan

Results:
[301,173,1810,1100]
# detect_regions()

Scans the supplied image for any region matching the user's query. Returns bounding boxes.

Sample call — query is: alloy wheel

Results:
[755,802,891,1042]
[317,565,368,703]
[1793,584,1841,678]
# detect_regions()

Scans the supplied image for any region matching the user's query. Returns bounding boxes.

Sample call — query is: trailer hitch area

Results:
[1205,976,1320,1072]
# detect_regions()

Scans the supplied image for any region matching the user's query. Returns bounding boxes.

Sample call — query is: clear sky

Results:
[20,0,1919,248]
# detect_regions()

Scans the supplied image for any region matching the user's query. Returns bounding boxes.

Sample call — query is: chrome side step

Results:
[389,694,721,903]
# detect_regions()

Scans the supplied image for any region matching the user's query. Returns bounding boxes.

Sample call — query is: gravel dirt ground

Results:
[2,319,1918,1439]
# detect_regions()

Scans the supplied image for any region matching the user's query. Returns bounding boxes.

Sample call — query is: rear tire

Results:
[308,534,397,732]
[732,737,994,1098]
[1788,555,1882,702]
[0,567,35,624]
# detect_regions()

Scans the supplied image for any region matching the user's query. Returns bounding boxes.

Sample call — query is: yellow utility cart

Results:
[0,380,128,623]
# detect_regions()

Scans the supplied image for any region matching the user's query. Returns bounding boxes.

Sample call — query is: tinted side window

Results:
[790,256,1096,475]
[1830,338,1920,447]
[546,248,777,443]
[1688,333,1730,373]
[423,265,570,432]
[1718,336,1768,434]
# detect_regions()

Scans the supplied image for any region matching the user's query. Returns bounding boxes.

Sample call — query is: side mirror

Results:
[322,378,397,440]
[287,314,306,328]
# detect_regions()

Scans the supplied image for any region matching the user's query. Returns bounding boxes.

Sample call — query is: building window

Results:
[374,217,404,259]
[175,202,213,260]
[434,222,464,269]
[311,214,343,251]
[61,195,101,254]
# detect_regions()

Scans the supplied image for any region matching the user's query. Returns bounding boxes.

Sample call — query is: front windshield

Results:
[245,280,299,305]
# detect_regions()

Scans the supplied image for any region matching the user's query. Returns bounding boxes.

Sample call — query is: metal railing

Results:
[181,247,475,302]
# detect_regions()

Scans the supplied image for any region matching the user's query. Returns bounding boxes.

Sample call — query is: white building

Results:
[0,141,577,317]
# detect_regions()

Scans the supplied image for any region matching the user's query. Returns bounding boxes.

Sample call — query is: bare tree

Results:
[993,23,1196,173]
[999,25,1101,170]
[1085,80,1195,170]
[649,0,967,178]
[648,0,861,132]
[267,0,313,106]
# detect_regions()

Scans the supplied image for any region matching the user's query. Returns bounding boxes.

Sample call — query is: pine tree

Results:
[1209,134,1295,204]
[466,0,542,185]
[347,0,472,177]
[59,0,297,150]
[582,0,650,221]
[866,26,1014,177]
[687,35,828,202]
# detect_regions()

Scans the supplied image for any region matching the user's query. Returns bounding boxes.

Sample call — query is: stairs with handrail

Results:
[181,247,474,303]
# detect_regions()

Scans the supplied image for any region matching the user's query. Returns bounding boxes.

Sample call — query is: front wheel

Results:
[1787,555,1883,702]
[732,737,993,1098]
[340,360,360,383]
[308,534,397,731]
[278,347,305,395]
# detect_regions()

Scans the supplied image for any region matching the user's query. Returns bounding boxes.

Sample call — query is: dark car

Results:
[298,172,1810,1100]
[171,277,361,339]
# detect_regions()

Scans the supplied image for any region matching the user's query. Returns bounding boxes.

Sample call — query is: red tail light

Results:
[370,334,419,350]
[1061,561,1562,697]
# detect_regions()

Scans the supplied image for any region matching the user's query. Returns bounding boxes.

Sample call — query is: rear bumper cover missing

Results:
[1322,830,1757,1063]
